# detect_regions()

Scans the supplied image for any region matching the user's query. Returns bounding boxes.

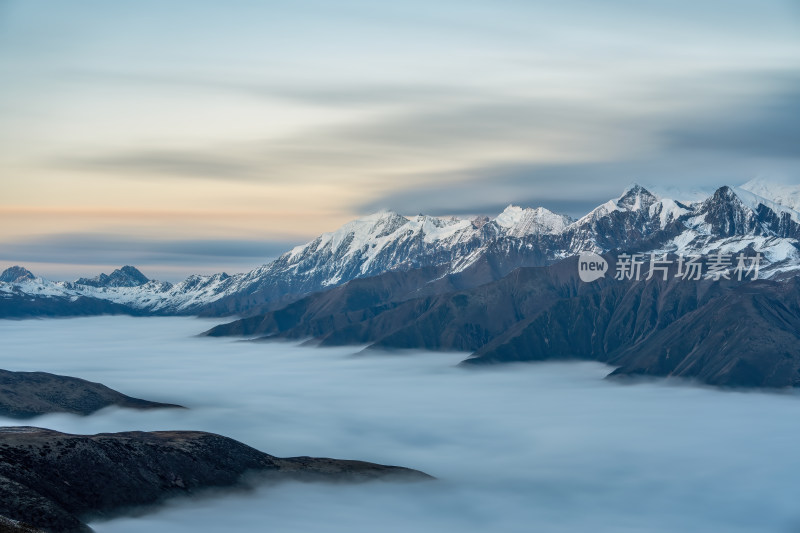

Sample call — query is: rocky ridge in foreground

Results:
[0,427,432,533]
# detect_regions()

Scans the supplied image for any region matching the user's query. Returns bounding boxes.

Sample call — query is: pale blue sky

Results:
[1,0,798,279]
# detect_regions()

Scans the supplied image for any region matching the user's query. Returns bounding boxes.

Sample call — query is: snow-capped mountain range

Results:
[2,182,799,317]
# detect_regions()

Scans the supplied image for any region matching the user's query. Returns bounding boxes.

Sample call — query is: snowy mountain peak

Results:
[0,266,35,283]
[495,205,529,226]
[575,184,658,226]
[412,214,461,227]
[695,186,760,237]
[704,186,747,209]
[341,210,409,238]
[495,205,572,237]
[617,184,657,211]
[75,266,150,288]
[357,209,405,222]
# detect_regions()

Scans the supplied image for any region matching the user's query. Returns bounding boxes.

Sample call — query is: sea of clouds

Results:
[1,316,800,532]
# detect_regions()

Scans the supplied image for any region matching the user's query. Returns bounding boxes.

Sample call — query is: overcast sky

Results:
[1,0,798,280]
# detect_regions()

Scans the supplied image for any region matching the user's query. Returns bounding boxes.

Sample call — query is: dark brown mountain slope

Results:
[0,370,183,419]
[464,275,800,387]
[205,255,800,389]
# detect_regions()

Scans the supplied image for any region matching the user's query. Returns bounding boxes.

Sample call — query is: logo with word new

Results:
[578,253,608,282]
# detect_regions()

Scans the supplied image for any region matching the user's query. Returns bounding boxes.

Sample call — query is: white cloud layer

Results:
[1,317,800,532]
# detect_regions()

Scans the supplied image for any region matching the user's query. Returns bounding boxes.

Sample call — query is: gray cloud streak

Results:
[0,234,300,280]
[51,69,800,218]
[664,81,800,159]
[68,152,260,181]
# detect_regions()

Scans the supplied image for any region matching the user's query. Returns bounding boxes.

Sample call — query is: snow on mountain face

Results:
[739,178,800,214]
[617,184,657,211]
[649,199,691,228]
[279,210,478,280]
[573,184,658,226]
[2,182,799,316]
[694,186,760,236]
[564,183,685,253]
[494,206,572,237]
[651,185,800,269]
[735,178,800,223]
[237,210,492,297]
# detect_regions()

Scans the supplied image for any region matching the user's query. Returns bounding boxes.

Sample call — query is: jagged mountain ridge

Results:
[74,265,151,288]
[1,183,798,318]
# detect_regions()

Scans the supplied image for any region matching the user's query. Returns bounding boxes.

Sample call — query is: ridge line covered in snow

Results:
[2,182,799,315]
